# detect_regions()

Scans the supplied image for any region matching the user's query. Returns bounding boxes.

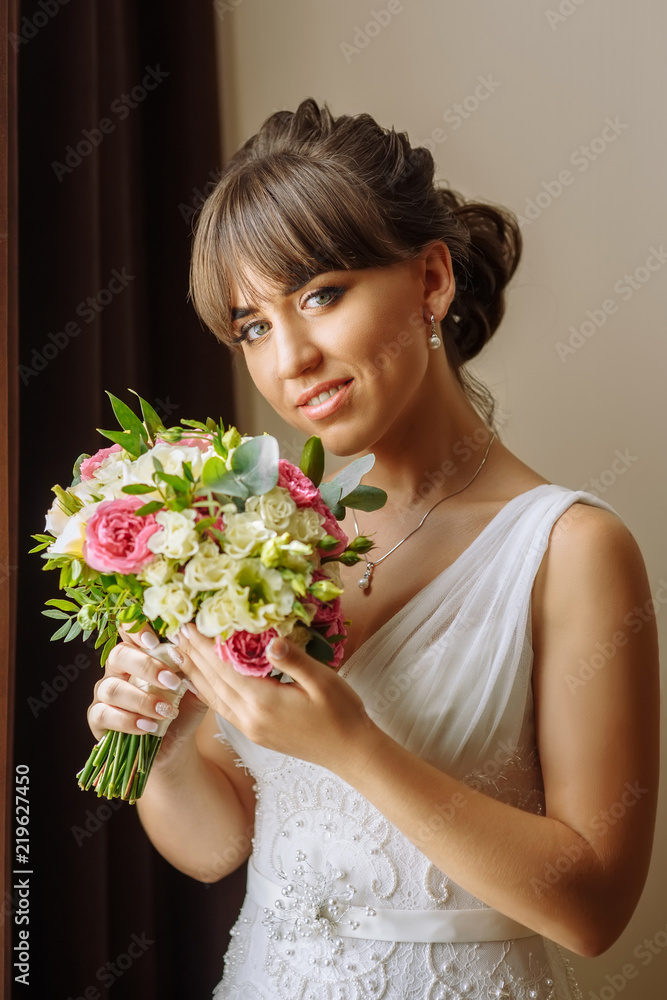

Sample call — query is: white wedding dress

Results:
[210,484,621,999]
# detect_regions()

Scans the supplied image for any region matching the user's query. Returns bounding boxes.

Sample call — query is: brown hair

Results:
[189,98,522,432]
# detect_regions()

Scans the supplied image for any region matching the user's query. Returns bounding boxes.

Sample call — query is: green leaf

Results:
[305,629,337,666]
[106,391,149,440]
[28,539,53,554]
[318,481,343,511]
[52,484,83,515]
[338,485,387,512]
[72,452,90,481]
[71,559,83,582]
[50,620,73,641]
[182,461,194,483]
[330,453,376,501]
[181,418,209,431]
[42,608,71,620]
[121,483,157,495]
[206,472,249,499]
[64,588,88,606]
[230,435,279,495]
[46,599,80,612]
[202,456,228,487]
[299,436,325,487]
[96,427,143,456]
[127,389,166,441]
[100,633,118,667]
[151,457,188,493]
[134,500,164,516]
[63,620,83,642]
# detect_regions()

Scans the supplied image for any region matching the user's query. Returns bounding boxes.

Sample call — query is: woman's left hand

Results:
[174,624,385,780]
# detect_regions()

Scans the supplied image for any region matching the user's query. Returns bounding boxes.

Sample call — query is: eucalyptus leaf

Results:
[202,456,227,487]
[330,453,376,500]
[318,481,343,511]
[230,435,279,495]
[207,472,249,499]
[337,484,387,512]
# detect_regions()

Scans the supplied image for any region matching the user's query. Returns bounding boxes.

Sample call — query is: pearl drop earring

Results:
[428,314,441,350]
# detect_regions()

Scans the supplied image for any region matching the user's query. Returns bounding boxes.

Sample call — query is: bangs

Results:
[190,154,410,345]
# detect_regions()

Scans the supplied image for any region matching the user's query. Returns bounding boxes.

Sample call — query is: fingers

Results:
[176,624,247,716]
[87,674,181,742]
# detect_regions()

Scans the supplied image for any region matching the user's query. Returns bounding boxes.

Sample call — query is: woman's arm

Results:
[332,504,660,957]
[135,709,256,882]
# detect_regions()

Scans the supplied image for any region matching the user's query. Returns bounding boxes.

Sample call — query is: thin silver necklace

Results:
[352,431,497,592]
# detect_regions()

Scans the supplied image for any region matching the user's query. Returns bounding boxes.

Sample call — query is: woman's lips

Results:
[297,379,353,420]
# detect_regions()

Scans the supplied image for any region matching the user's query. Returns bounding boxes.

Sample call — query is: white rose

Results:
[183,540,234,592]
[246,487,297,533]
[222,512,275,558]
[142,582,194,635]
[147,509,199,562]
[48,502,99,557]
[195,590,240,639]
[289,507,326,545]
[44,500,70,537]
[138,555,174,587]
[130,442,207,485]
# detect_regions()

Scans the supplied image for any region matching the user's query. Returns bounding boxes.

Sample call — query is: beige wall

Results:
[213,3,667,995]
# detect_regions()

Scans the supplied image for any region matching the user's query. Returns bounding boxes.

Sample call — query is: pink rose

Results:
[311,494,348,557]
[307,580,347,669]
[215,628,278,677]
[156,435,212,450]
[79,444,123,481]
[82,496,161,575]
[277,460,320,507]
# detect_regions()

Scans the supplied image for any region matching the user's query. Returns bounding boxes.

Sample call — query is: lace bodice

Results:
[209,485,620,999]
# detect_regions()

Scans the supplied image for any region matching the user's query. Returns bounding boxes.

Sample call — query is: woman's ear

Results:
[420,240,456,322]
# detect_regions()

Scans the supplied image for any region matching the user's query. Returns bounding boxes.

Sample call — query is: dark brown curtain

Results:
[8,3,246,997]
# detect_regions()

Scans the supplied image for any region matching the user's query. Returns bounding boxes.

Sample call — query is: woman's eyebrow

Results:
[230,275,326,322]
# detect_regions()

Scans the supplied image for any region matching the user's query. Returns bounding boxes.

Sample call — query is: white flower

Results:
[142,582,194,635]
[138,555,174,587]
[44,500,70,537]
[48,503,99,557]
[130,442,208,485]
[195,559,294,636]
[289,507,326,545]
[222,511,275,559]
[320,560,342,589]
[183,539,234,592]
[147,509,200,561]
[246,486,297,533]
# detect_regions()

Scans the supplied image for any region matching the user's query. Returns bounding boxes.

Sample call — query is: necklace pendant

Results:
[358,562,374,591]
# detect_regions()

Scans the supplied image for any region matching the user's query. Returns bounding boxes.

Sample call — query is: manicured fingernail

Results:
[184,678,200,698]
[166,646,183,667]
[137,718,158,732]
[157,669,181,691]
[267,637,288,659]
[180,624,192,640]
[140,631,159,649]
[155,701,179,720]
[170,632,181,646]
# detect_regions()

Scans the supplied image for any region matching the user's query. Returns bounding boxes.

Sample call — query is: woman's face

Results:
[230,254,451,457]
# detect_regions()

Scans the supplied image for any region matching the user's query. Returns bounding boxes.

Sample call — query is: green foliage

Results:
[299,436,325,487]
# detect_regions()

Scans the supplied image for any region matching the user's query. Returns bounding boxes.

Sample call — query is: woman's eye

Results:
[304,286,343,309]
[242,320,270,342]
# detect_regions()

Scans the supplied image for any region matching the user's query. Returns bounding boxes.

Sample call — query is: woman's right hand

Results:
[86,624,210,772]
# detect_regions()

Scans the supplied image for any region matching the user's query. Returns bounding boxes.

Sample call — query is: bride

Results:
[87,98,659,999]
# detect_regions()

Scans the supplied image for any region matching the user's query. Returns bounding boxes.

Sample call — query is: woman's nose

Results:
[273,321,323,381]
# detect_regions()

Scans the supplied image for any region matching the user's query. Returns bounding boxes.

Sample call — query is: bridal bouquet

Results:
[30,389,386,803]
